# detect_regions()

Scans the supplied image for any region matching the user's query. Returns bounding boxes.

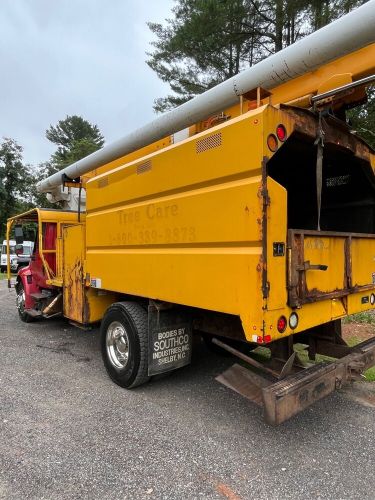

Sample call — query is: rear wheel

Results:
[16,282,34,323]
[100,302,150,388]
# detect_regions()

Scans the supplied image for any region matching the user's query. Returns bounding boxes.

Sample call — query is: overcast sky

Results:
[0,0,174,166]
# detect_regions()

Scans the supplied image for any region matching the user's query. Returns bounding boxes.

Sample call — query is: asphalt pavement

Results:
[0,280,374,500]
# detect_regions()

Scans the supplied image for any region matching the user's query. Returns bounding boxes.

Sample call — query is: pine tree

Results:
[147,0,368,111]
[46,115,104,169]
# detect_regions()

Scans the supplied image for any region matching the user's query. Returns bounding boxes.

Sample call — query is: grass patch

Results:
[346,336,362,347]
[343,311,375,325]
[0,273,16,281]
[294,343,334,364]
[249,346,270,362]
[363,367,375,382]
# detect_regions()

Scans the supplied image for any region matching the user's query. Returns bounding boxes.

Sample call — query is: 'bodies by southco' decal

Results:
[148,324,192,376]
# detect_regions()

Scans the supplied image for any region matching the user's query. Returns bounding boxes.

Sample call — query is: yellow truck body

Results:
[6,42,375,424]
[84,104,375,344]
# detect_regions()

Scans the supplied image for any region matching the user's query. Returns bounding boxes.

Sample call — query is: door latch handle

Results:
[296,260,328,271]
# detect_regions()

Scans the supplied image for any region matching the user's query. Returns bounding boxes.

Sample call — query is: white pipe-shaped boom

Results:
[37,0,375,193]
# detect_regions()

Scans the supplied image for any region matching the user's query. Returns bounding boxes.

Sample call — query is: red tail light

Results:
[276,124,287,142]
[252,334,272,344]
[277,316,287,333]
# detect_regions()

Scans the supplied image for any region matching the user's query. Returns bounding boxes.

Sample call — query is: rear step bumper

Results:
[263,337,375,425]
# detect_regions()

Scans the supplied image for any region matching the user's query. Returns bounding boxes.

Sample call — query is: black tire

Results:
[100,301,150,389]
[15,282,34,323]
[0,267,5,273]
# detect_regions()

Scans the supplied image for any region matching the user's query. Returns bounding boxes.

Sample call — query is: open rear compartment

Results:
[267,123,375,234]
[266,108,375,309]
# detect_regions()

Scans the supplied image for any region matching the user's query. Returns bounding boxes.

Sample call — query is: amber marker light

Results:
[267,133,278,152]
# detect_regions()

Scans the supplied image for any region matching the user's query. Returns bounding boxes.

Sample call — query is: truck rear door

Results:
[288,229,375,308]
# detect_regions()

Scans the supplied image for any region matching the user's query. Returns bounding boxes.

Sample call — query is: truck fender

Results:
[16,268,37,310]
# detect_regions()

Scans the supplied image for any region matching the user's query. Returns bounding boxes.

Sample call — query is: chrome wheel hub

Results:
[106,321,130,369]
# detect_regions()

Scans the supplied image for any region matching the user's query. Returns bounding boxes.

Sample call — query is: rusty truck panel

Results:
[63,224,118,324]
[63,224,86,323]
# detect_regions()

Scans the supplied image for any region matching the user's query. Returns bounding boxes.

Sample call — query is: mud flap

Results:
[148,303,193,376]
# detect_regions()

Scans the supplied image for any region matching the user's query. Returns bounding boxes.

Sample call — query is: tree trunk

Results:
[275,0,284,52]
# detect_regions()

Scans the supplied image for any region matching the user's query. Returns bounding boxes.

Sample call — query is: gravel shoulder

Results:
[0,281,375,500]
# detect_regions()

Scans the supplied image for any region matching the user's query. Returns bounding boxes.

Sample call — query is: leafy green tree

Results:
[27,161,57,209]
[28,115,106,209]
[348,86,375,149]
[46,115,104,169]
[0,138,33,239]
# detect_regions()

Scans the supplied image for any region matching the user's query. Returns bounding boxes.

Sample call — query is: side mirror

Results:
[14,225,24,245]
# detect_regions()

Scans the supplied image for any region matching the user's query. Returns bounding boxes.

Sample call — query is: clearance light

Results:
[267,134,278,152]
[289,312,299,329]
[276,124,287,142]
[277,316,287,333]
[371,293,375,305]
[252,335,272,344]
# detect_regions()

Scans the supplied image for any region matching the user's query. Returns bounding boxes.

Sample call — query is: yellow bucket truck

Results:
[6,3,375,424]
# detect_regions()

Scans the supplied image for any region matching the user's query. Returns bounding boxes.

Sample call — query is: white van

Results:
[0,240,18,273]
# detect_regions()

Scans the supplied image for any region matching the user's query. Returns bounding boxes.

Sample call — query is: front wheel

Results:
[16,282,34,323]
[100,302,150,389]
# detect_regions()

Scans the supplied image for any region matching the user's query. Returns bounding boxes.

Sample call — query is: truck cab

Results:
[6,208,116,324]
